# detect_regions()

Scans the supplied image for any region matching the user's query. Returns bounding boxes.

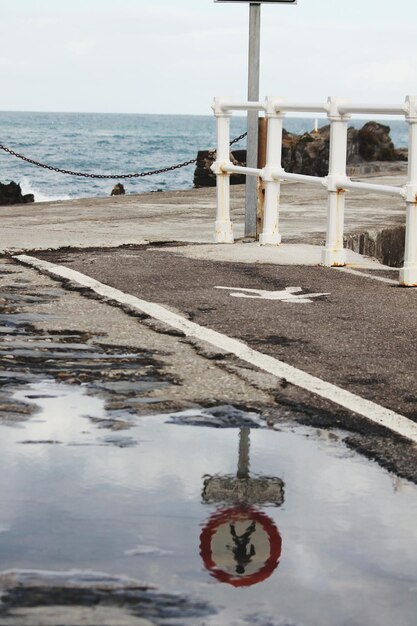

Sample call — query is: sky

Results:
[0,0,416,115]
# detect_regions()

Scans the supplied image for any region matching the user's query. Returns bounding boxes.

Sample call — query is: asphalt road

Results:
[35,244,417,424]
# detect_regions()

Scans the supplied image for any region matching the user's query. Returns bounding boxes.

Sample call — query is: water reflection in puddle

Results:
[0,382,416,625]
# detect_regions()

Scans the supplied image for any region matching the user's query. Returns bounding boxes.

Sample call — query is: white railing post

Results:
[259,97,283,245]
[399,96,417,286]
[212,98,234,243]
[321,97,350,267]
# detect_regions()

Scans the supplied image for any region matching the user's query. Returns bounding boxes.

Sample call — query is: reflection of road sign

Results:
[215,286,330,303]
[200,506,282,587]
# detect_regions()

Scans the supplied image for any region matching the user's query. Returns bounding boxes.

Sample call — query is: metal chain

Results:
[0,132,247,180]
[228,131,248,147]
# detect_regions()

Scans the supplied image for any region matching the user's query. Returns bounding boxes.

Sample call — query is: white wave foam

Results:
[19,177,72,203]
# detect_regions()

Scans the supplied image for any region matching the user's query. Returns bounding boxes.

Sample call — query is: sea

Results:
[0,111,409,202]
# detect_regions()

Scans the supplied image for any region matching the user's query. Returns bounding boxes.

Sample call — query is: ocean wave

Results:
[19,177,72,203]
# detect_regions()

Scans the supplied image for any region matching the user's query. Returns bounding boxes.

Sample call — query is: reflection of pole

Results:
[245,2,261,237]
[201,426,284,507]
[237,427,250,479]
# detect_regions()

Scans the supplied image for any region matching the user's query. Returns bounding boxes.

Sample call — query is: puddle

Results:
[0,382,416,625]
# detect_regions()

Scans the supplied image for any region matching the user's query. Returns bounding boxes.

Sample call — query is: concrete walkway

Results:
[0,175,407,255]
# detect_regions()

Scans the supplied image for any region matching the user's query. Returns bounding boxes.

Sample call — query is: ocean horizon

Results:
[0,111,409,203]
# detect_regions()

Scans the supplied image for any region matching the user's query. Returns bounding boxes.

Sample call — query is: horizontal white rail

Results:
[277,171,326,186]
[222,164,262,177]
[219,100,330,115]
[341,180,405,197]
[220,101,265,112]
[217,99,407,117]
[338,104,406,116]
[274,103,329,114]
[212,95,417,286]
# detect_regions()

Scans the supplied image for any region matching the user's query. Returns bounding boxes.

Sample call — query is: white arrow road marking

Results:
[215,286,330,303]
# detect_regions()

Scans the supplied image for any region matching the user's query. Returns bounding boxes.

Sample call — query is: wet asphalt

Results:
[21,243,417,483]
[35,245,417,421]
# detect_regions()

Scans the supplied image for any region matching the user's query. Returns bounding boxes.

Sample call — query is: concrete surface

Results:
[160,242,387,268]
[0,175,407,253]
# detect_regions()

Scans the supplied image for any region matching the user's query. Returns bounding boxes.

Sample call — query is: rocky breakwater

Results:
[193,122,407,187]
[0,181,34,205]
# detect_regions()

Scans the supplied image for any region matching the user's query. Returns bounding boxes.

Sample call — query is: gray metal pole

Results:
[245,2,261,238]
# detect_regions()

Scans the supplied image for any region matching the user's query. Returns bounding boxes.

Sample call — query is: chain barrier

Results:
[0,132,247,180]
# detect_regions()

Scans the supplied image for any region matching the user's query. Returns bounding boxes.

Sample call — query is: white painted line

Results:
[15,254,417,445]
[336,267,398,285]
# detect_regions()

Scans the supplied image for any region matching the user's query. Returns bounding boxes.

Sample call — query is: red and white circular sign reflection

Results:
[200,506,282,587]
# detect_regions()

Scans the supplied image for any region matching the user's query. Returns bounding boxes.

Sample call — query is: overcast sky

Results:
[0,0,416,115]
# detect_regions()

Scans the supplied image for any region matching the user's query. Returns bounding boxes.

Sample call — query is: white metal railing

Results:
[211,95,417,287]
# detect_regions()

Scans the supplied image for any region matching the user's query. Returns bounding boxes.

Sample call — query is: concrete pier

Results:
[0,175,407,259]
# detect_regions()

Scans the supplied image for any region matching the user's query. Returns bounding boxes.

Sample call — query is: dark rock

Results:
[282,126,331,177]
[357,121,404,161]
[193,121,407,187]
[279,122,405,177]
[193,150,216,187]
[111,183,125,196]
[0,181,35,205]
[193,149,246,187]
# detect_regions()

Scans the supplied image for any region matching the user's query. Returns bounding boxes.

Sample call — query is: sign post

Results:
[215,1,297,237]
[246,2,261,238]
